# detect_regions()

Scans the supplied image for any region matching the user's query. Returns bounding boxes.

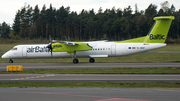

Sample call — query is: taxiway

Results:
[0,63,180,101]
[0,63,180,71]
[0,63,180,82]
[0,74,180,82]
[0,88,180,101]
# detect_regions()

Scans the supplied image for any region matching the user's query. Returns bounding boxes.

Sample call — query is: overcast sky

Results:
[0,0,180,25]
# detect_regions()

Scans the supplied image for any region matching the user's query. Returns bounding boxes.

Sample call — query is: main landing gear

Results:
[73,58,95,64]
[89,58,95,63]
[70,52,79,64]
[70,51,95,64]
[73,58,79,64]
[9,59,13,63]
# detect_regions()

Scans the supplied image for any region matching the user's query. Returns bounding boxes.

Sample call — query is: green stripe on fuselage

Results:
[115,36,146,43]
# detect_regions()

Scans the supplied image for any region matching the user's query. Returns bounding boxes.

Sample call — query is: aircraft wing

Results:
[47,41,92,53]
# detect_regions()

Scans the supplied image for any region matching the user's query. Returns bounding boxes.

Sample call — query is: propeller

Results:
[46,35,53,57]
[47,43,52,56]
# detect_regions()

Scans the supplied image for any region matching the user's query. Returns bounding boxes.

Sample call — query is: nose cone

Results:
[1,53,9,58]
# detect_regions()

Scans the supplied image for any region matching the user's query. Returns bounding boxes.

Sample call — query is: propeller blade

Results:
[46,43,53,57]
[51,48,52,57]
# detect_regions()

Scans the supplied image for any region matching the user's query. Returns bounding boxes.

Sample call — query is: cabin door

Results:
[22,47,27,57]
[111,44,116,55]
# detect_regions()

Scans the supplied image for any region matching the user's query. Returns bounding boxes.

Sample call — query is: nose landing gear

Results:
[9,59,13,63]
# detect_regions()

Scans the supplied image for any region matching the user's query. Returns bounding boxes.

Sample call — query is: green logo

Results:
[53,45,62,48]
[150,34,165,40]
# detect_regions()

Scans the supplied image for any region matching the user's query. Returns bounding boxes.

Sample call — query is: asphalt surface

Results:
[0,88,180,101]
[0,63,180,82]
[0,74,180,82]
[1,63,180,72]
[1,63,180,101]
[0,52,4,54]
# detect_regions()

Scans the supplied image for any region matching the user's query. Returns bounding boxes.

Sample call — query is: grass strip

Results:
[0,82,180,88]
[1,67,180,74]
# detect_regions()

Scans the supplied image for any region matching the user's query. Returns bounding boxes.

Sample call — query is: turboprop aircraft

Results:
[1,16,174,64]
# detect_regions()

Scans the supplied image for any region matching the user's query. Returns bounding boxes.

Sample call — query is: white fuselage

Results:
[2,41,166,59]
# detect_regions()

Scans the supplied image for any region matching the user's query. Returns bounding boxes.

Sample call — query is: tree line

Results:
[0,1,180,41]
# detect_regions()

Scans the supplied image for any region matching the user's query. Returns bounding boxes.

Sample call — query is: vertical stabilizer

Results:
[144,16,174,43]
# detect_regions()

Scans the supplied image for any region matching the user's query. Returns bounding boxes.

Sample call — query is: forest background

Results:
[0,1,180,43]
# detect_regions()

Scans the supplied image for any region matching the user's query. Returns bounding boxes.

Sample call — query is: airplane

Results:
[1,16,174,64]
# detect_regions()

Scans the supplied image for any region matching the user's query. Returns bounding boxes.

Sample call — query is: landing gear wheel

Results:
[89,58,95,63]
[9,59,13,63]
[73,59,79,64]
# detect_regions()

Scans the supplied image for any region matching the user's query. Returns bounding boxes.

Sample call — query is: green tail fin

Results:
[115,16,174,43]
[143,16,174,43]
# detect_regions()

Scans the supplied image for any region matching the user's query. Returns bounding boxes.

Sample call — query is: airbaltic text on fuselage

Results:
[27,46,49,53]
[149,34,165,40]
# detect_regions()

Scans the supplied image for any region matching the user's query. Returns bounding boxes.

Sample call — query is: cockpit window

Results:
[11,47,17,51]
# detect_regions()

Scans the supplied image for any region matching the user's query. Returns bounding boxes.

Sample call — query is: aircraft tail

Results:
[143,16,174,43]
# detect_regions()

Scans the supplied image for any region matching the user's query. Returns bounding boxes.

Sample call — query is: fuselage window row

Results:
[92,48,111,51]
